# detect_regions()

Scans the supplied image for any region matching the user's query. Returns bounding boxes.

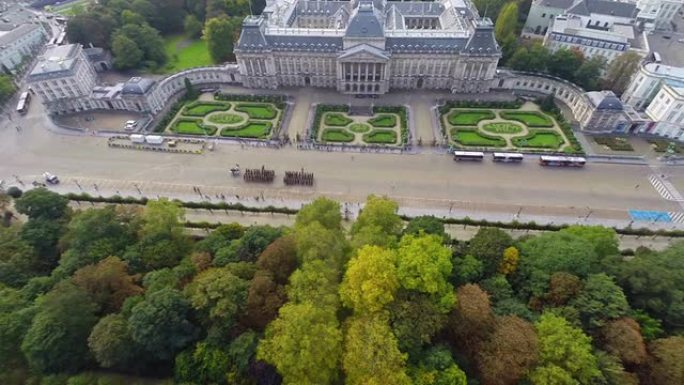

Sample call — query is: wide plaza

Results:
[4,85,684,230]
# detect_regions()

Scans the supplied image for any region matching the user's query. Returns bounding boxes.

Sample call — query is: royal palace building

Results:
[235,0,501,94]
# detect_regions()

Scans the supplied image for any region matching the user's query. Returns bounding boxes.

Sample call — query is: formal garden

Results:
[160,94,285,140]
[439,100,582,153]
[312,105,409,146]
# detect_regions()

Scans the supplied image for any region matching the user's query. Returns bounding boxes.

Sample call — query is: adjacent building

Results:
[522,0,575,36]
[235,0,501,94]
[0,3,48,73]
[635,0,683,31]
[576,90,630,132]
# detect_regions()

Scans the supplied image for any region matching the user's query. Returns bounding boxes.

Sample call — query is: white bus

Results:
[539,155,586,167]
[492,152,524,163]
[453,151,485,161]
[16,91,30,114]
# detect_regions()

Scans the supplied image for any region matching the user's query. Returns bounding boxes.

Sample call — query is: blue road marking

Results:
[629,210,672,223]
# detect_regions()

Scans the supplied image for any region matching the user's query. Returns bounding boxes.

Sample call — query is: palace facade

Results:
[235,0,501,94]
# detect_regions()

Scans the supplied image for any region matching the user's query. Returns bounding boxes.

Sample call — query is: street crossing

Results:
[648,174,684,201]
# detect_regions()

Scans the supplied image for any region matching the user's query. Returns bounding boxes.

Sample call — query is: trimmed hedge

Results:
[183,101,230,116]
[172,118,217,135]
[62,193,684,238]
[349,123,371,133]
[324,113,353,127]
[512,130,564,149]
[220,122,273,139]
[214,92,287,110]
[451,128,506,147]
[499,111,554,127]
[373,106,409,145]
[155,99,187,133]
[535,97,585,154]
[363,129,397,144]
[368,114,397,128]
[312,104,350,141]
[482,122,523,134]
[322,128,355,142]
[234,103,277,119]
[446,110,496,126]
[438,99,523,115]
[594,136,634,151]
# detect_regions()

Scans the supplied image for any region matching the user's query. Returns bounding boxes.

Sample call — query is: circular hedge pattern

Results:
[481,122,523,134]
[349,123,371,133]
[207,113,245,125]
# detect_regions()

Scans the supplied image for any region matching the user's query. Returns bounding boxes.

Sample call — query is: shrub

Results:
[500,111,554,127]
[324,113,353,126]
[214,93,286,110]
[594,137,634,151]
[482,122,523,134]
[446,110,495,126]
[155,99,187,133]
[438,99,523,114]
[363,129,397,144]
[451,128,506,147]
[6,186,22,198]
[322,128,355,142]
[368,114,397,127]
[172,119,217,135]
[349,123,371,133]
[373,106,409,145]
[220,122,273,139]
[312,105,349,141]
[183,101,230,116]
[207,113,244,125]
[512,130,563,149]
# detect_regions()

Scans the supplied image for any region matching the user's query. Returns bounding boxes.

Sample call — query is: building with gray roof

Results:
[236,0,500,94]
[0,3,48,73]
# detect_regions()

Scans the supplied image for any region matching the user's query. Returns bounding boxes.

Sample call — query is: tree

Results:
[184,14,203,37]
[530,313,601,385]
[258,303,342,385]
[203,16,241,62]
[477,316,539,385]
[389,291,447,357]
[256,235,298,284]
[340,245,400,313]
[87,314,138,369]
[14,188,69,220]
[194,222,243,255]
[499,246,519,275]
[467,227,513,277]
[66,12,116,48]
[410,345,467,385]
[186,267,249,328]
[343,313,411,385]
[404,215,447,240]
[0,75,16,103]
[111,34,143,69]
[245,270,287,329]
[175,342,232,385]
[508,42,550,73]
[570,273,629,329]
[0,225,39,287]
[602,51,642,95]
[113,23,167,67]
[232,225,283,263]
[451,254,484,286]
[351,195,404,248]
[449,284,495,352]
[542,272,582,308]
[600,318,647,367]
[128,288,198,361]
[295,221,347,268]
[494,2,518,41]
[396,234,454,311]
[21,282,98,374]
[287,259,340,309]
[72,256,143,314]
[573,56,606,91]
[295,197,342,231]
[645,336,684,385]
[183,77,198,100]
[547,49,584,82]
[0,286,35,374]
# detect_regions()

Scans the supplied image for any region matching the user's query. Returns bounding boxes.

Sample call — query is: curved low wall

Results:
[492,69,591,124]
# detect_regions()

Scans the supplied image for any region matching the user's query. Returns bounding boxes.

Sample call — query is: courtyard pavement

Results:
[3,86,684,231]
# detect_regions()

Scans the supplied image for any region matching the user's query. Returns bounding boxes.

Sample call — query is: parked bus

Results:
[16,91,31,114]
[453,151,485,161]
[492,152,524,163]
[539,155,586,167]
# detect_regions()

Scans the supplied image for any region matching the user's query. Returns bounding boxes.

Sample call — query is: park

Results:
[313,105,409,147]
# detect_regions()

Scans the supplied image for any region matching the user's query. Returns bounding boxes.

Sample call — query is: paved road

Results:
[3,87,684,230]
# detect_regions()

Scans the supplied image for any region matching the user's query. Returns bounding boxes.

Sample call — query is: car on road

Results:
[43,172,59,185]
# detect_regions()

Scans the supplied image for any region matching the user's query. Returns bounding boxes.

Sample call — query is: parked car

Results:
[43,172,59,185]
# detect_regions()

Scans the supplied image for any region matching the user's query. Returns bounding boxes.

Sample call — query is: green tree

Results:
[570,273,629,329]
[451,254,484,286]
[389,290,447,357]
[340,245,400,313]
[21,282,98,374]
[343,313,411,385]
[87,314,138,369]
[295,221,347,267]
[295,197,342,231]
[175,342,231,385]
[185,267,249,328]
[121,9,146,25]
[0,286,35,375]
[113,23,166,67]
[409,345,467,385]
[128,288,198,361]
[547,49,584,82]
[203,16,241,62]
[14,188,69,220]
[287,259,340,309]
[66,11,116,48]
[256,235,298,284]
[183,77,198,100]
[20,218,63,267]
[404,215,447,240]
[351,195,403,248]
[396,233,454,311]
[0,225,39,287]
[602,51,643,95]
[194,222,243,255]
[184,14,203,37]
[245,270,287,329]
[111,34,143,69]
[258,303,342,385]
[529,312,601,385]
[467,227,513,276]
[72,256,143,314]
[574,56,607,91]
[0,75,16,103]
[494,2,519,61]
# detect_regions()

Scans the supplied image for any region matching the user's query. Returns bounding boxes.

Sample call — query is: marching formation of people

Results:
[284,169,314,186]
[243,166,276,183]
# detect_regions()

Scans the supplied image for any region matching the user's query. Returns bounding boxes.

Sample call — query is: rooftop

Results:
[28,44,80,78]
[550,15,631,42]
[0,23,40,46]
[643,62,684,80]
[646,31,684,67]
[586,90,624,110]
[121,77,155,95]
[567,0,637,18]
[538,0,577,9]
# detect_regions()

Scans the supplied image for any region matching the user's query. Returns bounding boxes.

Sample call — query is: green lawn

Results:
[184,102,230,116]
[324,113,353,127]
[482,122,523,134]
[322,128,355,142]
[173,119,216,135]
[235,104,278,119]
[451,128,506,147]
[47,0,91,16]
[513,131,564,149]
[364,130,398,144]
[162,35,213,74]
[349,123,371,133]
[500,111,554,127]
[207,113,244,125]
[447,110,495,126]
[368,114,397,128]
[220,122,273,139]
